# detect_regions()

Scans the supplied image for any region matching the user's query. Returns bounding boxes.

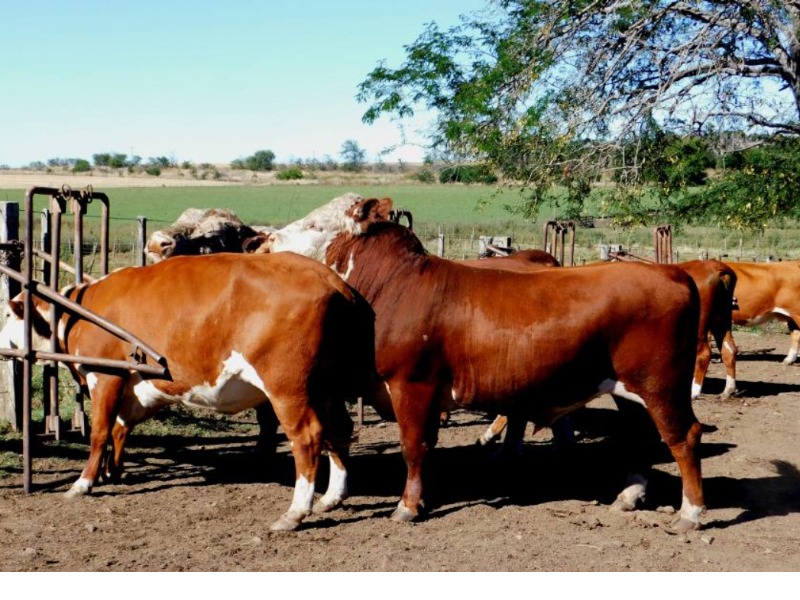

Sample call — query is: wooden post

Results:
[437,230,445,258]
[137,216,147,266]
[0,202,22,429]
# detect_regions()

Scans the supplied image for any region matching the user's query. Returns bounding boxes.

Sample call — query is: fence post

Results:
[437,230,445,257]
[0,202,22,429]
[137,216,147,266]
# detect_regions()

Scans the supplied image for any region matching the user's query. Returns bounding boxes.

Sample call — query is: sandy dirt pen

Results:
[0,330,798,572]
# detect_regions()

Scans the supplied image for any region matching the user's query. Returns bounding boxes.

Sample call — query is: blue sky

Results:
[1,0,486,168]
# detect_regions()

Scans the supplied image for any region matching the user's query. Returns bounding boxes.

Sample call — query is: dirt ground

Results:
[1,330,799,572]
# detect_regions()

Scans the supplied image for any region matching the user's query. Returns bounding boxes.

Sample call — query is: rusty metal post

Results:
[44,198,65,438]
[543,221,576,266]
[69,195,88,435]
[137,216,147,267]
[22,190,36,493]
[653,225,673,264]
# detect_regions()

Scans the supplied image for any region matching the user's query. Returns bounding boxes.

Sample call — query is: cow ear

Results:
[8,299,24,319]
[242,233,270,254]
[354,197,393,223]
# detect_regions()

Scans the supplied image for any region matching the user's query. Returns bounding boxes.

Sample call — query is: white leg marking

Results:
[115,415,127,428]
[679,493,704,524]
[315,456,348,513]
[612,474,647,511]
[598,379,647,407]
[722,375,737,396]
[270,475,315,531]
[783,348,798,365]
[691,379,702,399]
[86,373,98,393]
[478,425,499,445]
[723,341,734,354]
[64,476,93,499]
[288,475,315,516]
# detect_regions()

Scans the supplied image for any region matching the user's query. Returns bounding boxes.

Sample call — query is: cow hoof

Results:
[610,498,637,512]
[313,496,345,514]
[64,478,92,500]
[64,486,89,500]
[671,517,700,533]
[390,501,418,523]
[269,513,304,532]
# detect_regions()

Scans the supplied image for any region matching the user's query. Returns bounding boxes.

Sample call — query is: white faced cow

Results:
[146,207,273,263]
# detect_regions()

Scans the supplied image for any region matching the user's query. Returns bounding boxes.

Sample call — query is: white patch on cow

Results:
[691,379,702,399]
[70,477,92,495]
[773,307,791,318]
[86,373,98,393]
[383,382,392,400]
[723,375,737,396]
[723,341,734,354]
[334,252,356,281]
[288,475,315,517]
[597,379,647,407]
[0,308,23,350]
[784,350,798,364]
[132,379,166,409]
[478,425,499,445]
[116,415,127,428]
[132,350,270,414]
[269,193,366,262]
[679,493,704,524]
[451,388,457,402]
[317,456,348,510]
[615,474,647,508]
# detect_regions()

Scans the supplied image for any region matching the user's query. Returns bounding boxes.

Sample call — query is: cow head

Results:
[146,208,274,263]
[265,193,394,261]
[0,294,54,353]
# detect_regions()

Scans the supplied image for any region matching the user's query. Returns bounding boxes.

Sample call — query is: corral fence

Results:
[0,186,168,493]
[1,186,797,488]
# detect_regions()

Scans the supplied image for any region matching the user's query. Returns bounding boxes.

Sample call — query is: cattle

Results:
[263,193,706,532]
[462,249,561,270]
[146,207,273,263]
[0,252,376,531]
[474,257,737,448]
[724,261,800,364]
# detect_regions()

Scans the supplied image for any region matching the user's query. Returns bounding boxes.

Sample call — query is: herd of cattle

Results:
[2,193,800,533]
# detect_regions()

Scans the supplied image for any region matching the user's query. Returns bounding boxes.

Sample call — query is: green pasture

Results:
[2,183,800,264]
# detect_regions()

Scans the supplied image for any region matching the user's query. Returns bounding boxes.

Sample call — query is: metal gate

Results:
[0,186,168,493]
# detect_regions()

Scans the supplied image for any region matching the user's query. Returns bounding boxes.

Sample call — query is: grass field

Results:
[2,181,800,264]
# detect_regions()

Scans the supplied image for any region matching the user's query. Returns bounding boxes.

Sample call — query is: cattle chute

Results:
[0,186,168,493]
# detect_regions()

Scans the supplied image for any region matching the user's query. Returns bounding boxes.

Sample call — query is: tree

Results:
[340,140,366,172]
[231,149,275,171]
[358,1,800,226]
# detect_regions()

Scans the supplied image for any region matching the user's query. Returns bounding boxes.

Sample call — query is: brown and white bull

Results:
[0,252,376,531]
[725,261,800,364]
[263,193,706,532]
[146,207,273,263]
